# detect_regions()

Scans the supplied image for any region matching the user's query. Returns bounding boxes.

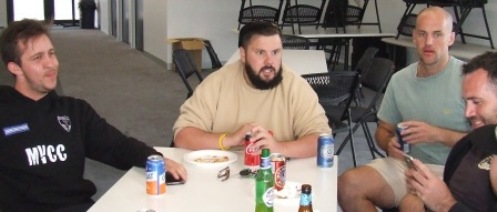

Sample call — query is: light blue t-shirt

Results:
[377,57,471,164]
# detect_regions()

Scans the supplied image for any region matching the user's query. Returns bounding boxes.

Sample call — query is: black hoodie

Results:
[0,86,160,212]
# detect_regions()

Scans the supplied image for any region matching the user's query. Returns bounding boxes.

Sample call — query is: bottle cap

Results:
[301,184,312,193]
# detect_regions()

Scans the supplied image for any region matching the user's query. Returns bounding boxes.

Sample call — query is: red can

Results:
[244,132,260,169]
[271,153,286,191]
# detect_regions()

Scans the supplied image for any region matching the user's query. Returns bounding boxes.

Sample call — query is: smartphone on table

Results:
[166,171,185,185]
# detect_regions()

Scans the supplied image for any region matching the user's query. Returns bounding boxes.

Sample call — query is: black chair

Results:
[172,49,204,99]
[302,71,360,166]
[203,40,222,70]
[280,0,326,34]
[336,58,395,166]
[396,13,417,39]
[399,0,428,26]
[427,0,494,49]
[351,47,379,104]
[281,34,310,49]
[237,0,284,30]
[323,0,382,33]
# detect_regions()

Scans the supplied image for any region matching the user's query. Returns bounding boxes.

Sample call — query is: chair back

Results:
[281,34,310,49]
[361,57,395,93]
[396,13,417,39]
[281,0,327,33]
[237,0,284,29]
[203,40,222,69]
[353,47,378,75]
[172,49,204,98]
[302,71,359,122]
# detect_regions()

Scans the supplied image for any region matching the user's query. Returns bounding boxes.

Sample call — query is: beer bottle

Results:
[255,148,274,212]
[298,184,313,212]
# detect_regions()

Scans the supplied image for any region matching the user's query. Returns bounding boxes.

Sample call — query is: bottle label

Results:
[300,193,312,206]
[263,187,274,207]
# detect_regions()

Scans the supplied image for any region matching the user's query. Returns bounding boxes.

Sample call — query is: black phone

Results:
[403,153,417,170]
[166,171,185,185]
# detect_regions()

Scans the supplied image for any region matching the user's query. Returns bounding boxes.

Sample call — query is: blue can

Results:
[396,123,409,153]
[146,155,166,195]
[317,133,334,167]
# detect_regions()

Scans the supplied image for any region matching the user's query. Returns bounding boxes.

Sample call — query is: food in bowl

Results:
[194,155,229,163]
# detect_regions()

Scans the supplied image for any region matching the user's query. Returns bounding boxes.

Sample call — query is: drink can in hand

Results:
[146,155,166,195]
[396,123,409,153]
[244,132,260,169]
[317,133,334,168]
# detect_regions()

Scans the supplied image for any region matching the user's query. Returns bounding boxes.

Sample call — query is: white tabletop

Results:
[281,27,396,39]
[227,49,328,75]
[382,37,497,61]
[89,147,338,212]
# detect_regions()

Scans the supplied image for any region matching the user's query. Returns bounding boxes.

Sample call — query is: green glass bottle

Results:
[255,148,274,212]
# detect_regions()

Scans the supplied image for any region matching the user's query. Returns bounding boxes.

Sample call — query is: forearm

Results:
[174,127,226,150]
[375,121,396,152]
[276,134,319,158]
[435,128,467,147]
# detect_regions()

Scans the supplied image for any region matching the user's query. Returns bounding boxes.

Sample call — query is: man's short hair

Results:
[238,21,281,48]
[0,19,50,66]
[463,52,497,86]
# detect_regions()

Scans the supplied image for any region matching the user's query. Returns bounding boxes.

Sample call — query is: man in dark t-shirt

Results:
[404,52,497,211]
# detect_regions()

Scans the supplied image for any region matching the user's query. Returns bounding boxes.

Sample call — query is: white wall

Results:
[143,0,168,63]
[97,0,111,35]
[0,0,7,27]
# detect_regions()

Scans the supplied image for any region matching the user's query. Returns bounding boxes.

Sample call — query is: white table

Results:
[297,31,396,71]
[382,37,497,62]
[227,49,328,75]
[89,147,338,212]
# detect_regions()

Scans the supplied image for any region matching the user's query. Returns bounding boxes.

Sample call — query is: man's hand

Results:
[405,159,456,211]
[400,121,442,145]
[164,158,188,181]
[387,136,405,160]
[223,123,257,148]
[250,125,281,153]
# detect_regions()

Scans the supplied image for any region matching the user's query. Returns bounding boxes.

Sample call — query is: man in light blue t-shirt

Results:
[338,6,471,211]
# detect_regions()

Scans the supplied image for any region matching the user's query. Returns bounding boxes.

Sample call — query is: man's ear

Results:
[7,62,22,76]
[239,47,246,63]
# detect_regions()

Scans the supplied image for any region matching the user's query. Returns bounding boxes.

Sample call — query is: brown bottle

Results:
[298,184,313,212]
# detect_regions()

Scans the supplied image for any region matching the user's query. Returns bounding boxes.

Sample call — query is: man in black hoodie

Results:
[0,19,187,212]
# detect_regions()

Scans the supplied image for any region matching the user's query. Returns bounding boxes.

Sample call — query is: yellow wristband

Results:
[218,133,229,150]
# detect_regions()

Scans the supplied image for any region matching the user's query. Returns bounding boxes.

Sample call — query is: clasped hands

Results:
[221,123,280,153]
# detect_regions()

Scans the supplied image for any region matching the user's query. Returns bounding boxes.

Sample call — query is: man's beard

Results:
[244,64,283,90]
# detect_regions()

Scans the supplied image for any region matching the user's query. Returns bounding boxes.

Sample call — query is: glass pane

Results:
[54,0,80,20]
[14,0,44,21]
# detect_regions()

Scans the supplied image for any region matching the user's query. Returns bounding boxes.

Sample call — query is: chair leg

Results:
[347,108,358,167]
[480,5,494,49]
[363,121,385,158]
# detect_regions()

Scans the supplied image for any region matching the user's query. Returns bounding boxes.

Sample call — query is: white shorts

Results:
[366,157,444,206]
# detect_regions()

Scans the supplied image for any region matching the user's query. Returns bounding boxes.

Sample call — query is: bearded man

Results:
[173,21,330,158]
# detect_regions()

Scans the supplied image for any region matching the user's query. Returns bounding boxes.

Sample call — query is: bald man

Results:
[337,7,471,211]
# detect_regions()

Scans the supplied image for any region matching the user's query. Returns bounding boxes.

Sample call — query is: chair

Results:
[323,0,382,33]
[280,0,326,34]
[335,58,395,166]
[203,40,222,70]
[281,34,310,49]
[351,47,379,104]
[427,0,494,49]
[302,71,360,166]
[237,0,284,30]
[172,49,204,99]
[396,13,417,39]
